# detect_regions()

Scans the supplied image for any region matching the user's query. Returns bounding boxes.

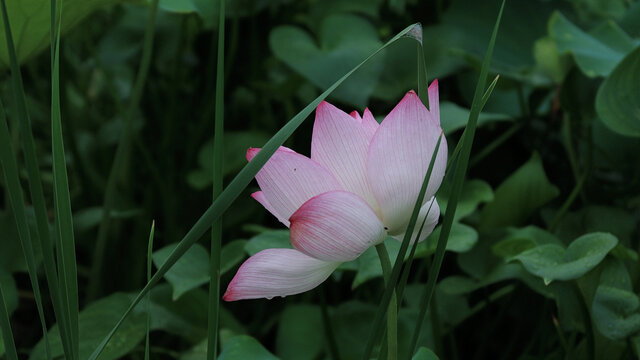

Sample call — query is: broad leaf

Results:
[219,335,279,360]
[276,305,323,360]
[152,243,209,300]
[480,153,559,230]
[270,14,383,107]
[29,293,146,360]
[549,11,637,77]
[513,232,618,284]
[244,230,291,256]
[595,46,640,137]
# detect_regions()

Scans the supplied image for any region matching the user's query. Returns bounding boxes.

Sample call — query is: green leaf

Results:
[276,305,323,360]
[479,153,559,230]
[270,14,383,107]
[595,46,640,137]
[0,0,123,66]
[440,101,512,135]
[437,179,494,222]
[513,232,618,284]
[592,259,640,340]
[220,240,247,275]
[30,293,146,360]
[440,263,553,298]
[219,335,279,360]
[412,347,440,360]
[152,243,210,300]
[187,131,271,190]
[349,227,476,289]
[492,226,562,259]
[549,11,637,77]
[244,230,291,256]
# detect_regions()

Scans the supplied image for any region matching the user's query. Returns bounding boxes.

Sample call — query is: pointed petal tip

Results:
[246,147,260,161]
[429,79,439,88]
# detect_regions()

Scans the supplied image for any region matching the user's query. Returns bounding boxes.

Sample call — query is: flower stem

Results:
[375,243,397,360]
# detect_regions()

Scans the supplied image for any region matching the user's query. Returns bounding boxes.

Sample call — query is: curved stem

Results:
[375,244,397,360]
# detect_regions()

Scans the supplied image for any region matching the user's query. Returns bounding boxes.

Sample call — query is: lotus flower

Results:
[224,81,447,301]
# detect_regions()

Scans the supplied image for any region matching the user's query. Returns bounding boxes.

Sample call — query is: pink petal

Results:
[247,147,342,222]
[428,79,440,122]
[290,191,386,262]
[366,90,447,235]
[251,191,290,227]
[350,110,362,122]
[311,101,379,212]
[362,108,379,138]
[391,198,440,244]
[223,248,339,301]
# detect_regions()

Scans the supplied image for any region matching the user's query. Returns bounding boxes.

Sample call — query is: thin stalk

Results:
[409,1,505,353]
[207,0,225,358]
[375,244,397,360]
[549,171,587,232]
[144,221,155,360]
[89,23,424,359]
[87,0,160,300]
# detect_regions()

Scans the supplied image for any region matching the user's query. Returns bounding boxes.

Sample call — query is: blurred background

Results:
[1,0,639,358]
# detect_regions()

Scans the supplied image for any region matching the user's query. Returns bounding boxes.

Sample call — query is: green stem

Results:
[375,244,397,360]
[208,0,225,358]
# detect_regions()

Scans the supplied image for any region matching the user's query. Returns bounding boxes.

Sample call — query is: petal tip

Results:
[246,148,260,161]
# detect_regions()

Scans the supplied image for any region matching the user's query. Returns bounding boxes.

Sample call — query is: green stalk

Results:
[408,1,506,353]
[208,0,225,358]
[89,23,424,359]
[375,244,397,360]
[87,0,160,300]
[145,221,155,360]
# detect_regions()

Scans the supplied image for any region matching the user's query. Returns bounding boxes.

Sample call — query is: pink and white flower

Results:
[224,81,447,301]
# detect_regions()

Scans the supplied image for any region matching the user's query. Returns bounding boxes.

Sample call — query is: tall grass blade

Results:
[361,134,442,360]
[144,221,155,360]
[0,286,18,360]
[0,99,51,359]
[87,0,160,300]
[88,23,423,359]
[408,0,506,353]
[50,2,80,358]
[0,3,59,357]
[207,0,225,358]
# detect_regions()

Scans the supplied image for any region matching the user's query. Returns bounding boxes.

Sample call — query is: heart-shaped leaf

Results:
[152,243,210,300]
[595,46,640,137]
[438,179,494,222]
[592,259,640,340]
[513,232,618,284]
[270,14,383,107]
[244,229,291,256]
[549,11,637,77]
[480,153,559,230]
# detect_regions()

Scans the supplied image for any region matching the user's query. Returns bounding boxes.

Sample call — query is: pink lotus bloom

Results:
[224,81,447,301]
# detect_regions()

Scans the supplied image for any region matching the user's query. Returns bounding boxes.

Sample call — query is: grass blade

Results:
[408,0,506,353]
[207,0,225,358]
[0,3,59,357]
[87,0,160,300]
[50,2,80,358]
[145,221,155,360]
[0,286,18,360]
[0,99,52,359]
[88,22,423,359]
[361,133,443,360]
